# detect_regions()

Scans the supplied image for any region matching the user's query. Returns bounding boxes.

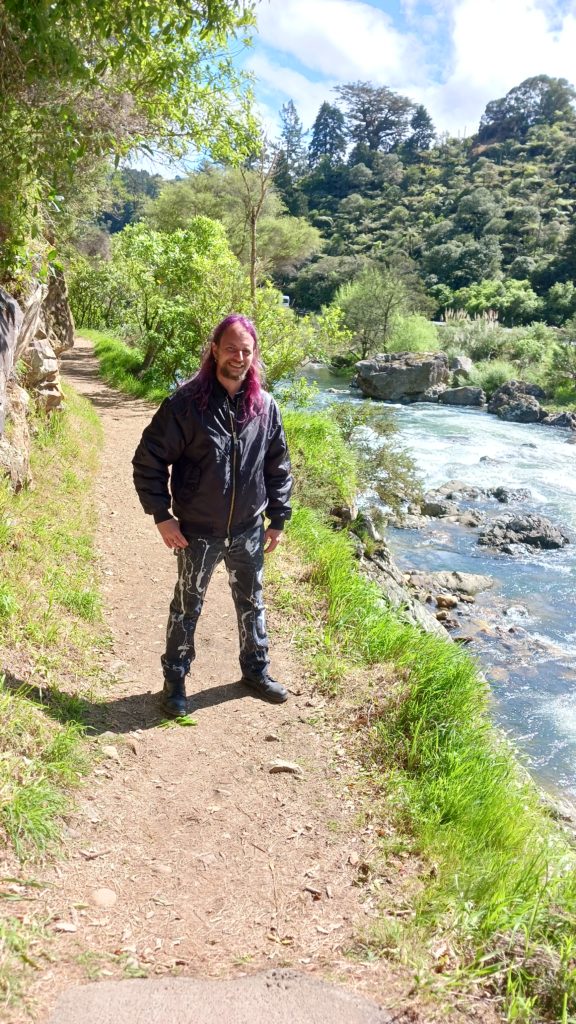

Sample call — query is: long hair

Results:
[187,314,265,420]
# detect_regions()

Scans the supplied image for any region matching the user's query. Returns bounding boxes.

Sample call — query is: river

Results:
[302,367,576,802]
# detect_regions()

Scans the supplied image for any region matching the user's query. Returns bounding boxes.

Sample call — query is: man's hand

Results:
[157,519,188,550]
[263,527,283,554]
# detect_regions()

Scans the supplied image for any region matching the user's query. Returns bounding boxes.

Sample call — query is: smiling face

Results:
[212,323,255,395]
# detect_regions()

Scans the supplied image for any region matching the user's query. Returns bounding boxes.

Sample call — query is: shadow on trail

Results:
[1,670,255,735]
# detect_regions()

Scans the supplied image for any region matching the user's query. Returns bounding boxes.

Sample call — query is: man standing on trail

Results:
[132,314,293,717]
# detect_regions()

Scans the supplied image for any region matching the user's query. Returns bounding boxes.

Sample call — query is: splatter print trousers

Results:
[161,522,269,683]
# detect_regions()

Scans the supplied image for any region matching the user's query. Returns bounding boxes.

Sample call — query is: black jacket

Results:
[132,378,292,538]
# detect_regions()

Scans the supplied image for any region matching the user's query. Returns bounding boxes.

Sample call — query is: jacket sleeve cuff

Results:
[153,511,174,525]
[268,517,287,531]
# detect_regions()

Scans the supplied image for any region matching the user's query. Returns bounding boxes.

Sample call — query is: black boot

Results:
[241,673,288,704]
[161,675,187,718]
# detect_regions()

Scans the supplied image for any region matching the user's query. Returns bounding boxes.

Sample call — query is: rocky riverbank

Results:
[348,495,576,828]
[354,351,576,432]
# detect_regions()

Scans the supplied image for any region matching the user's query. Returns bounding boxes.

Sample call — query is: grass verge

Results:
[79,329,167,404]
[270,506,576,1023]
[0,384,107,1000]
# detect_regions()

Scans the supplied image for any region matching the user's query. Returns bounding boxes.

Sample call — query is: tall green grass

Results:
[0,386,106,860]
[80,329,168,403]
[285,505,576,1021]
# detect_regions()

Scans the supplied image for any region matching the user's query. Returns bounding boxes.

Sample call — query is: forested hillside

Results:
[83,75,576,329]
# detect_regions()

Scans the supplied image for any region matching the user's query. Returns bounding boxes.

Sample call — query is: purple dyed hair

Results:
[188,314,265,420]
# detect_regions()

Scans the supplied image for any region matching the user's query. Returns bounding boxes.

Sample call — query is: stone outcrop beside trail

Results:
[0,271,74,489]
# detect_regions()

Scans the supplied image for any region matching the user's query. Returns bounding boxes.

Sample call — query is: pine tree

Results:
[404,104,436,155]
[308,102,347,166]
[279,99,306,178]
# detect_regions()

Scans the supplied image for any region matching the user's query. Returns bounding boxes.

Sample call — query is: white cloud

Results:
[431,0,576,133]
[250,0,576,136]
[254,0,426,87]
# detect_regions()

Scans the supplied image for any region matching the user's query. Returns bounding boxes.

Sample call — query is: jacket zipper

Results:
[226,398,238,538]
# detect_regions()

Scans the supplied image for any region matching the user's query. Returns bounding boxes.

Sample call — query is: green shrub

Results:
[387,314,439,353]
[331,403,423,513]
[468,359,520,397]
[282,411,357,514]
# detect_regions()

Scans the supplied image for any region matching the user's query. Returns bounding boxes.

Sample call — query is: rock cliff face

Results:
[0,272,74,489]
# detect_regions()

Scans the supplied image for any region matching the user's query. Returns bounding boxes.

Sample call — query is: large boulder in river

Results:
[355,351,450,401]
[478,513,570,552]
[488,380,547,423]
[438,386,486,407]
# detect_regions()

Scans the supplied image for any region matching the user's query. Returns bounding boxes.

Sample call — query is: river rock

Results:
[487,486,531,503]
[478,513,571,551]
[361,546,447,635]
[421,498,460,517]
[542,411,576,430]
[449,355,474,381]
[421,383,448,402]
[438,386,486,407]
[488,381,547,423]
[406,570,493,596]
[425,481,485,502]
[452,509,486,527]
[355,351,450,401]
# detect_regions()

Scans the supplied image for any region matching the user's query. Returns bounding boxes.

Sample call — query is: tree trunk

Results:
[249,211,257,300]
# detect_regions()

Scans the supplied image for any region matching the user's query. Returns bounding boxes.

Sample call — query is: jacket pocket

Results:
[171,461,201,504]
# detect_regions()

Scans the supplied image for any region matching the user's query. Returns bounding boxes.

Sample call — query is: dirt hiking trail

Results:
[6,337,493,1023]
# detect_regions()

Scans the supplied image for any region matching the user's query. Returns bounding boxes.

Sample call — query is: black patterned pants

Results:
[161,522,269,683]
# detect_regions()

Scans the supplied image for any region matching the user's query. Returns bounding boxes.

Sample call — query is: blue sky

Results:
[241,0,576,138]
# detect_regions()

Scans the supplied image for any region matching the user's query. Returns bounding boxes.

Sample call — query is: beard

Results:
[219,363,249,381]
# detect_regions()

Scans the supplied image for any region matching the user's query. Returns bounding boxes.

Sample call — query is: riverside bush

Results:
[70,224,329,393]
[387,314,439,353]
[282,411,357,514]
[467,359,521,398]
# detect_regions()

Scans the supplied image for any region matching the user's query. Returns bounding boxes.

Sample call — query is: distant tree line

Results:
[268,76,576,326]
[82,74,576,331]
